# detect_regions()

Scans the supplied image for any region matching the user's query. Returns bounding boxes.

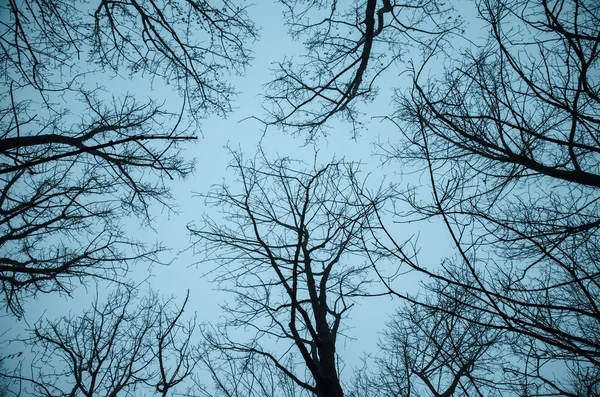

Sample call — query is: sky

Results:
[0,0,461,384]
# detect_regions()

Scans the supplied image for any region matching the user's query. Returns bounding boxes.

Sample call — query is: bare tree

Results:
[0,289,199,397]
[189,150,393,397]
[0,1,257,316]
[372,0,600,394]
[372,272,508,397]
[263,0,461,139]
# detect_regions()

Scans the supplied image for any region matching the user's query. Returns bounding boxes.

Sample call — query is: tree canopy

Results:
[1,0,598,396]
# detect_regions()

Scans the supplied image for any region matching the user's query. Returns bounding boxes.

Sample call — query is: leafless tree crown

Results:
[0,0,256,316]
[190,150,393,397]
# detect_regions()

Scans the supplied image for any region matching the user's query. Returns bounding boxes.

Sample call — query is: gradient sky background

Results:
[0,0,473,382]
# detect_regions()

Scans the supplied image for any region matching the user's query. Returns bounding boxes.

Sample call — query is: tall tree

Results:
[0,289,199,397]
[190,150,393,397]
[0,0,257,315]
[374,0,600,394]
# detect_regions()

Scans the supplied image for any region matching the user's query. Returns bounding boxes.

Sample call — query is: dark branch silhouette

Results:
[264,0,461,139]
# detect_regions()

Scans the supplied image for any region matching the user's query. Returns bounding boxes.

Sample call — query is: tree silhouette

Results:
[190,150,393,397]
[373,0,600,393]
[368,273,507,396]
[1,289,199,397]
[0,0,257,316]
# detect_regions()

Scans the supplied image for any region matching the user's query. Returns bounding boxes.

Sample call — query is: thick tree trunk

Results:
[314,340,343,397]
